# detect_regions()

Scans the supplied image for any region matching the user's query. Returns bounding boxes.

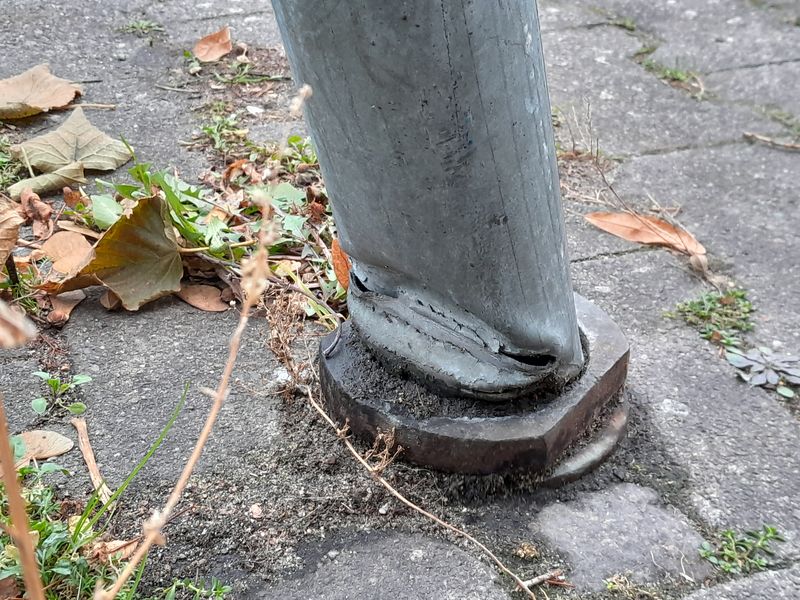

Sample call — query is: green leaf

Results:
[70,374,92,386]
[31,397,48,415]
[91,194,123,230]
[776,386,795,399]
[204,216,227,252]
[36,462,66,475]
[67,402,87,415]
[10,435,25,462]
[32,371,52,380]
[282,214,308,239]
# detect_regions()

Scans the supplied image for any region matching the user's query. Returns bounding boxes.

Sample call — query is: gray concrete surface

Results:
[536,484,712,590]
[2,0,799,598]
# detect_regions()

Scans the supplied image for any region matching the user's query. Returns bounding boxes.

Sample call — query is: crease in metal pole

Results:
[273,0,630,481]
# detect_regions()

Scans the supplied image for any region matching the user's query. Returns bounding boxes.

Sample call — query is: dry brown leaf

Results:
[17,430,74,465]
[88,538,138,564]
[0,575,19,599]
[11,108,131,173]
[40,230,93,274]
[331,239,351,290]
[19,189,53,240]
[56,220,101,240]
[0,64,82,120]
[47,290,86,325]
[0,299,37,349]
[176,284,229,312]
[99,289,122,311]
[193,26,233,62]
[584,211,705,257]
[62,186,87,209]
[42,196,184,310]
[8,162,86,201]
[0,197,24,266]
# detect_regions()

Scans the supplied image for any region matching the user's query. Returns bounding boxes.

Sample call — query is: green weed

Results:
[611,17,637,31]
[214,63,288,86]
[0,392,189,598]
[700,526,784,574]
[149,576,231,599]
[120,20,164,36]
[0,136,24,191]
[30,371,92,416]
[672,290,753,346]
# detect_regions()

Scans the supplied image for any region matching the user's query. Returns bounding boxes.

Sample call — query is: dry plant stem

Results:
[521,569,563,588]
[299,382,537,599]
[4,255,19,287]
[71,418,113,505]
[743,131,800,152]
[96,271,263,599]
[0,393,45,600]
[64,103,117,110]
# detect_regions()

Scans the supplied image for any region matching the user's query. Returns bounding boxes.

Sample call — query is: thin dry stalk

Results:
[743,131,800,152]
[96,228,273,600]
[521,569,563,588]
[299,374,537,599]
[71,418,113,505]
[0,393,45,600]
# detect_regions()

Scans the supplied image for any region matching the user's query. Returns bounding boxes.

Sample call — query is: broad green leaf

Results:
[7,162,86,200]
[46,195,183,310]
[11,107,131,172]
[32,371,52,380]
[282,214,308,239]
[204,216,227,252]
[776,386,795,399]
[91,194,123,229]
[725,351,754,369]
[10,435,25,462]
[71,374,92,386]
[31,397,48,415]
[67,402,87,415]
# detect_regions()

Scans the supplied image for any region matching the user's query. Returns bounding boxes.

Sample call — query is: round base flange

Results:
[318,294,629,476]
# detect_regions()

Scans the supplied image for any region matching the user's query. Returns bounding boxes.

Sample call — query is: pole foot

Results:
[318,294,629,476]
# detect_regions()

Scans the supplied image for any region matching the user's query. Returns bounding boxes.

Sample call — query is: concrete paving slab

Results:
[683,565,800,600]
[611,143,800,345]
[541,26,778,157]
[61,296,283,487]
[706,61,800,119]
[572,0,800,72]
[536,483,711,591]
[572,252,800,557]
[261,532,511,600]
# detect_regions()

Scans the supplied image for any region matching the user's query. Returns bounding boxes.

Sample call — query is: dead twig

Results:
[743,131,800,152]
[0,393,45,600]
[64,103,117,110]
[521,569,564,589]
[71,418,114,505]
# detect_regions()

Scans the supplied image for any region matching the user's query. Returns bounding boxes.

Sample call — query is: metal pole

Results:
[273,0,584,401]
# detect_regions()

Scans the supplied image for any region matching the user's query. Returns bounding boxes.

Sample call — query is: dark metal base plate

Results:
[318,294,629,476]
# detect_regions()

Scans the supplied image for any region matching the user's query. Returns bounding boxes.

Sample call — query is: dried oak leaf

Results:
[19,188,54,240]
[11,107,131,173]
[0,197,24,265]
[331,239,351,290]
[193,26,233,62]
[0,298,37,349]
[584,211,705,257]
[8,162,86,201]
[44,196,183,310]
[176,284,229,312]
[0,64,82,120]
